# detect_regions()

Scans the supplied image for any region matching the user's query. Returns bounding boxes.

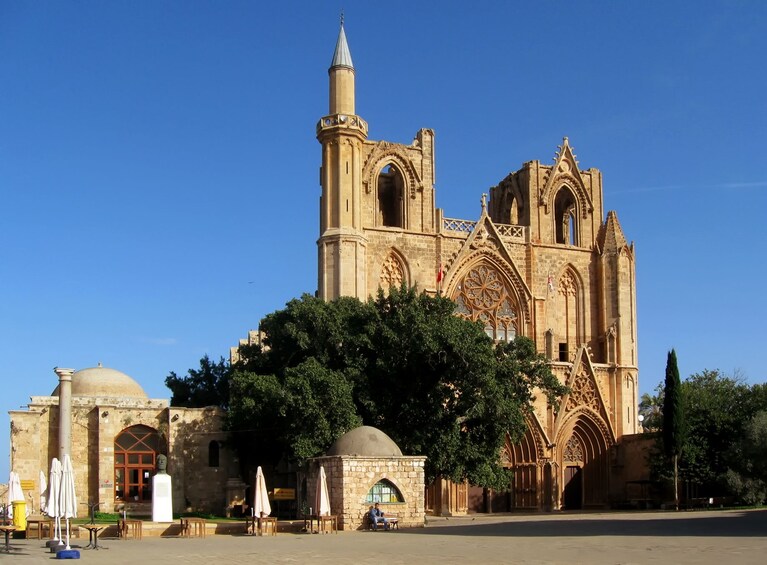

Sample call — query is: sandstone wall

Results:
[309,455,426,530]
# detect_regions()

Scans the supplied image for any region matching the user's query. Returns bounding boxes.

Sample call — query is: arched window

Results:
[380,251,405,289]
[452,263,518,342]
[556,268,582,358]
[554,187,578,245]
[366,479,404,503]
[114,425,163,503]
[509,195,519,224]
[377,164,404,228]
[208,441,220,467]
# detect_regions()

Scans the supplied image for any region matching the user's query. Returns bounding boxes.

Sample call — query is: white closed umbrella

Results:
[253,466,271,518]
[7,472,24,518]
[59,455,78,550]
[46,458,62,542]
[39,470,47,514]
[315,466,331,517]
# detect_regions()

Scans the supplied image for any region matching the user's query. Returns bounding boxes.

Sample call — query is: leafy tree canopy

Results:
[650,367,767,501]
[165,355,231,409]
[639,386,663,432]
[170,286,567,490]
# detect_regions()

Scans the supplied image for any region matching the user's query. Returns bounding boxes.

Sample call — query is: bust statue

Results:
[156,454,168,474]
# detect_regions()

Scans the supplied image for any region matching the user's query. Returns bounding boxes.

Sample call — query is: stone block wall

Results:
[167,407,235,514]
[308,455,426,530]
[10,394,238,517]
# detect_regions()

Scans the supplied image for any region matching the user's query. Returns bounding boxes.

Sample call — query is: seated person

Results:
[368,502,389,530]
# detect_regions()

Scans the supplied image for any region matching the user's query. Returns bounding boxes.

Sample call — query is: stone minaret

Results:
[316,21,369,300]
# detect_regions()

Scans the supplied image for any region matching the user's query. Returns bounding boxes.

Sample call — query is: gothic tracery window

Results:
[556,267,581,359]
[563,436,584,463]
[453,264,517,342]
[380,253,405,288]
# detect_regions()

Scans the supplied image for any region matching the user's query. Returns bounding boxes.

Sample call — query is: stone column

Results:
[54,367,75,460]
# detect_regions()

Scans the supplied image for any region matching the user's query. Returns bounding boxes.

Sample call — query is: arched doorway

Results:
[560,414,610,509]
[114,424,163,503]
[508,427,539,509]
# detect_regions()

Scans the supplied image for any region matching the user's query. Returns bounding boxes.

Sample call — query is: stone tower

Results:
[317,23,437,301]
[316,23,639,512]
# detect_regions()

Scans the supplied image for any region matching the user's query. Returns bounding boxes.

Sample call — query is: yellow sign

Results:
[272,488,295,500]
[21,480,35,491]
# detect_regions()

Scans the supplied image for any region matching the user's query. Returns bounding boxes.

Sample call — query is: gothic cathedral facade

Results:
[317,25,639,511]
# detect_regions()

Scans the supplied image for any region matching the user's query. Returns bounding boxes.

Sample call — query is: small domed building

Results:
[308,426,426,530]
[9,364,237,516]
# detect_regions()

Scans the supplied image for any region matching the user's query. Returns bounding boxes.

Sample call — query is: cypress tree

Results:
[663,348,684,510]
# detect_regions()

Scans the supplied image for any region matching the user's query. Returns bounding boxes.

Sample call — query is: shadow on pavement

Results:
[405,510,767,538]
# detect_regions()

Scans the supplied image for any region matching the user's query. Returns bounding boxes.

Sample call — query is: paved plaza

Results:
[3,509,765,564]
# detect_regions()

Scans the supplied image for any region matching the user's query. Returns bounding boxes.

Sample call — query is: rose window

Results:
[453,264,517,342]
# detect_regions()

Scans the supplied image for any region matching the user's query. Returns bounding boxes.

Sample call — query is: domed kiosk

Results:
[326,426,403,457]
[309,425,426,530]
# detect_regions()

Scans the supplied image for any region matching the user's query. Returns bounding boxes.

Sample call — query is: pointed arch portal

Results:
[560,414,610,509]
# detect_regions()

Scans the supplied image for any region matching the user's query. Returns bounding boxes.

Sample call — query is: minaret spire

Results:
[327,16,356,115]
[330,14,354,70]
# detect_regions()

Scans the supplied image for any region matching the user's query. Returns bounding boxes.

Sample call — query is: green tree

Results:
[663,349,684,510]
[165,355,231,409]
[725,410,767,505]
[680,370,753,493]
[227,286,566,489]
[639,386,663,432]
[649,369,765,502]
[227,359,362,469]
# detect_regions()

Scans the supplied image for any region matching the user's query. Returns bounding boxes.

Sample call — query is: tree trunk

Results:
[673,454,679,511]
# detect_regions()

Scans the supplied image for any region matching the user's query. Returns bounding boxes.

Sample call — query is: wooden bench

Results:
[117,518,142,540]
[180,517,206,538]
[25,518,53,540]
[365,513,398,530]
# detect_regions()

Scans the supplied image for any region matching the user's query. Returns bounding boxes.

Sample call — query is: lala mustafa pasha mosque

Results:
[7,24,648,530]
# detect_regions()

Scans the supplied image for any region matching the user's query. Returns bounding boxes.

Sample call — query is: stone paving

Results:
[3,509,766,564]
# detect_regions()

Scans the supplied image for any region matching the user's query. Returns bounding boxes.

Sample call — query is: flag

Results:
[437,263,444,283]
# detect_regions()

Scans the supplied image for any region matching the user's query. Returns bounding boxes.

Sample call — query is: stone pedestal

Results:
[152,473,173,522]
[225,478,248,517]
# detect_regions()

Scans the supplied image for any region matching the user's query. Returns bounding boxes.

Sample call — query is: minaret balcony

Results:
[316,114,368,137]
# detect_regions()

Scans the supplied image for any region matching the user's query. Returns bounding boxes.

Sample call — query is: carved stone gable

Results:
[566,369,601,413]
[470,224,498,251]
[539,138,593,216]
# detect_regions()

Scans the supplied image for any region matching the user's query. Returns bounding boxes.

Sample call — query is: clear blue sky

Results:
[2,1,766,480]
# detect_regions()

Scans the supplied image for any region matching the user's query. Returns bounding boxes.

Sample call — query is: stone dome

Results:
[326,426,403,457]
[52,363,148,399]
